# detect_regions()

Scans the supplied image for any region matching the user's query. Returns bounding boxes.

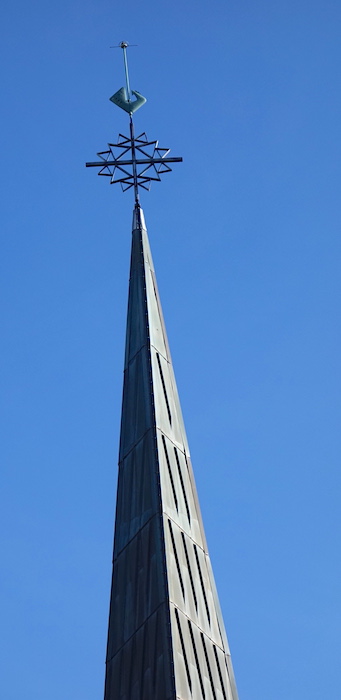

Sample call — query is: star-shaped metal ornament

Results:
[86,127,182,200]
[95,132,173,191]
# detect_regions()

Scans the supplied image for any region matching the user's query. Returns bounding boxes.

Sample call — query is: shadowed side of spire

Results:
[104,206,239,700]
[104,206,175,700]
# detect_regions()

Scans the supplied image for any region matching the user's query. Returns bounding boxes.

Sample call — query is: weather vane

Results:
[86,41,182,206]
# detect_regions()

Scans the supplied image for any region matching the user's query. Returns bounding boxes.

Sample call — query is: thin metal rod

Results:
[86,157,183,167]
[129,115,139,205]
[122,45,131,101]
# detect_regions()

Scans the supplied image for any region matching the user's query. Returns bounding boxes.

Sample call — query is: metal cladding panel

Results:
[164,514,223,645]
[142,234,169,361]
[105,603,174,700]
[150,348,184,449]
[114,429,159,555]
[157,431,204,546]
[119,347,153,460]
[140,221,189,456]
[107,515,166,660]
[170,605,236,700]
[124,227,149,368]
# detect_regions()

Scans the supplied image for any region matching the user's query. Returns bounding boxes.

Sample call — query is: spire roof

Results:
[104,205,239,700]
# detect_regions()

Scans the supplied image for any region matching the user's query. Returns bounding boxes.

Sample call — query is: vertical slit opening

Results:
[156,353,172,425]
[213,645,227,700]
[150,268,166,341]
[168,519,185,600]
[174,608,192,693]
[188,620,205,699]
[201,633,217,700]
[181,532,198,611]
[174,448,191,525]
[193,544,211,625]
[225,657,231,681]
[162,435,178,511]
[184,448,190,472]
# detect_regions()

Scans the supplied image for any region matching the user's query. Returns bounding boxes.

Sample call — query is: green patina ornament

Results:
[110,87,147,114]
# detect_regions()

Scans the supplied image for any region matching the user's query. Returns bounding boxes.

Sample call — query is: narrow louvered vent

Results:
[181,532,198,612]
[201,633,217,700]
[162,434,178,511]
[188,620,205,699]
[156,352,172,425]
[213,645,228,700]
[174,447,191,525]
[194,544,211,625]
[175,608,192,693]
[168,519,185,601]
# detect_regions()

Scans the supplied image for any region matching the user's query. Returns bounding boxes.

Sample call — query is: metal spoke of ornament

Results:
[86,41,182,204]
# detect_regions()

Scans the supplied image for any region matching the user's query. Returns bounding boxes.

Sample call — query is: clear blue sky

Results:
[1,1,341,698]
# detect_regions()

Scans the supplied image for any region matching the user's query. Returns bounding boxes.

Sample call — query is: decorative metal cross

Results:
[86,42,182,205]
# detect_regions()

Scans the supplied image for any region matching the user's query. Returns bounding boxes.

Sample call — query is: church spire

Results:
[86,43,239,700]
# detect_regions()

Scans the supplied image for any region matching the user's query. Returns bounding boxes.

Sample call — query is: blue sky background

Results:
[1,1,341,698]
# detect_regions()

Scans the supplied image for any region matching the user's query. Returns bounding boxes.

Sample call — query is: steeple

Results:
[86,43,239,700]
